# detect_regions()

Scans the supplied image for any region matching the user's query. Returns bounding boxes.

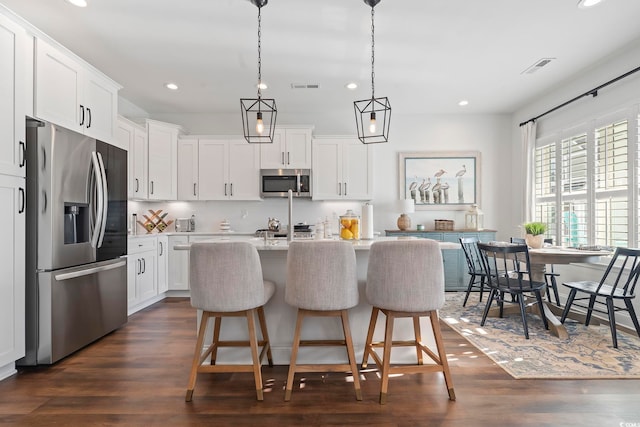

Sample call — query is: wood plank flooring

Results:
[1,297,639,426]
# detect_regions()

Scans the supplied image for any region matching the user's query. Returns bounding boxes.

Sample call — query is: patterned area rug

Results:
[440,292,640,379]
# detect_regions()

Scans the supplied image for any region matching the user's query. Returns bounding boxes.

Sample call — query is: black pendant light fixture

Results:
[241,0,277,143]
[354,0,391,144]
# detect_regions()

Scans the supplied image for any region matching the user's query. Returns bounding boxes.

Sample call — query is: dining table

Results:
[488,246,609,339]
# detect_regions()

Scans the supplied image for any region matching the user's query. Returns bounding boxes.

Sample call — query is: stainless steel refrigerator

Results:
[20,119,128,365]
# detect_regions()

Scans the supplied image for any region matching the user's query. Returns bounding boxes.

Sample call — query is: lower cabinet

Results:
[384,230,497,291]
[168,235,189,291]
[127,236,161,315]
[157,235,168,294]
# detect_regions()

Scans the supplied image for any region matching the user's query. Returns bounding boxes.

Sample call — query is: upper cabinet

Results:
[0,14,26,178]
[312,137,373,201]
[178,137,260,201]
[147,120,182,201]
[116,116,147,199]
[33,37,120,143]
[260,126,313,169]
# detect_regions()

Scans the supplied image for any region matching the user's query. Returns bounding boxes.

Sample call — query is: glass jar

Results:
[339,209,360,240]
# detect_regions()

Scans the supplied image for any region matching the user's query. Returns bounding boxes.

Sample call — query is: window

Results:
[533,110,639,248]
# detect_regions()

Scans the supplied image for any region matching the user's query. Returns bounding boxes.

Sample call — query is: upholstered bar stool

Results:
[362,239,456,404]
[284,240,362,401]
[185,241,274,402]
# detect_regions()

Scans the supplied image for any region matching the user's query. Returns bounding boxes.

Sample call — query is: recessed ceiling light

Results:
[256,82,268,90]
[458,100,469,107]
[65,0,88,7]
[345,82,358,90]
[165,83,178,90]
[577,0,604,8]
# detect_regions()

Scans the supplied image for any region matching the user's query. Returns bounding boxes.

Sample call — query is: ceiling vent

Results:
[521,58,555,74]
[290,83,320,89]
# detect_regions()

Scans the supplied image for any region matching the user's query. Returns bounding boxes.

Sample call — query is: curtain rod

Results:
[519,65,640,127]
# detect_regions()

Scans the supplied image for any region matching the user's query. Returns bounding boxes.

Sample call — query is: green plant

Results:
[524,222,546,236]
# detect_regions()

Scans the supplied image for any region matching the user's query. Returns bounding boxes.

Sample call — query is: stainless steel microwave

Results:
[260,169,311,198]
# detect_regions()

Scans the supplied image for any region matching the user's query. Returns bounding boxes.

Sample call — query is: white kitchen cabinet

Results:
[34,37,120,143]
[168,235,189,291]
[260,126,313,169]
[312,137,373,200]
[147,120,182,201]
[127,237,158,315]
[182,137,260,201]
[0,174,26,371]
[157,235,169,294]
[116,116,148,200]
[0,14,26,178]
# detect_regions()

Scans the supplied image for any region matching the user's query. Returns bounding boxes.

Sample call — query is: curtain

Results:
[521,121,537,223]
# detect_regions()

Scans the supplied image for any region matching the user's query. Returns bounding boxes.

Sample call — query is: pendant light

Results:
[354,0,391,144]
[241,0,277,143]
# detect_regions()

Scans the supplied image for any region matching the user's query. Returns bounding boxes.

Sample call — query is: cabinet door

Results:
[177,139,198,200]
[168,236,189,290]
[259,129,286,168]
[131,127,148,199]
[147,123,177,200]
[198,139,228,200]
[441,233,465,291]
[136,252,156,302]
[156,236,168,294]
[126,254,138,312]
[82,69,118,143]
[0,15,26,178]
[311,139,341,200]
[284,128,312,169]
[0,174,26,366]
[116,120,134,198]
[342,139,372,200]
[34,38,83,134]
[228,139,260,200]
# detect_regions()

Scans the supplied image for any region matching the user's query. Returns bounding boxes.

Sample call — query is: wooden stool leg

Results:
[430,311,456,401]
[186,312,210,402]
[285,310,304,401]
[246,309,264,401]
[361,307,379,368]
[210,316,222,365]
[379,312,394,405]
[413,316,423,365]
[340,310,362,401]
[257,306,273,367]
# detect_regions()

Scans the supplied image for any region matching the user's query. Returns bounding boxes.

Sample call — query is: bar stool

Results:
[362,239,456,404]
[185,241,274,402]
[284,241,362,401]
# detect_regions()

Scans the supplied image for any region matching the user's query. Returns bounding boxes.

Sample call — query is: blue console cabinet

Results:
[384,230,497,291]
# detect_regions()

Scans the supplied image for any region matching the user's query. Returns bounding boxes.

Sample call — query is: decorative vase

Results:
[397,214,412,231]
[525,234,544,249]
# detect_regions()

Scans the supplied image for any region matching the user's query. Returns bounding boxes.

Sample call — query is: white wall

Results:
[130,110,512,236]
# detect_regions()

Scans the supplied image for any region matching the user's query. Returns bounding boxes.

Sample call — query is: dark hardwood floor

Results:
[1,297,639,426]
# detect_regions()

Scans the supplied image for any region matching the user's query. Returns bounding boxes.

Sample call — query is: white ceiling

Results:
[3,0,640,116]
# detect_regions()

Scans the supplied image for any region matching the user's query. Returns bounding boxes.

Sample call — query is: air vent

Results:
[290,83,320,89]
[521,58,555,74]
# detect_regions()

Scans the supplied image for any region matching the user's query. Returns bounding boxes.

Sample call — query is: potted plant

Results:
[523,222,546,249]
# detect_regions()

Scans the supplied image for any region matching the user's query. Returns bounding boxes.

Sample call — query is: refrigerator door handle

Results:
[96,152,109,248]
[89,152,104,248]
[54,259,127,281]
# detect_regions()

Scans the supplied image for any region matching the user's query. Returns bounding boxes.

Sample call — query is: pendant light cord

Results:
[257,6,262,99]
[370,6,375,100]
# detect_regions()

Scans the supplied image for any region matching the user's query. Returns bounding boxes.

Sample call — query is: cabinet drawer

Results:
[128,236,157,254]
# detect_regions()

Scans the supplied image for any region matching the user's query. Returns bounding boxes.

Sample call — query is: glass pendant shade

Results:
[241,98,277,143]
[354,97,391,144]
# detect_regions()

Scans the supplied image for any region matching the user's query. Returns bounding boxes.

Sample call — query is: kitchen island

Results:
[174,236,459,365]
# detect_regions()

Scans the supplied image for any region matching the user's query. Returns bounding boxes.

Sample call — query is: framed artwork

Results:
[398,151,481,210]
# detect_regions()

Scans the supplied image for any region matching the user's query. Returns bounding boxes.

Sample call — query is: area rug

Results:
[439,292,640,379]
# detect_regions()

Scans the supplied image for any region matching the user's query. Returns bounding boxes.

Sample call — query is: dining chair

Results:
[477,242,549,339]
[543,238,561,306]
[560,247,640,348]
[284,240,362,402]
[362,239,455,404]
[459,236,489,306]
[185,241,274,402]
